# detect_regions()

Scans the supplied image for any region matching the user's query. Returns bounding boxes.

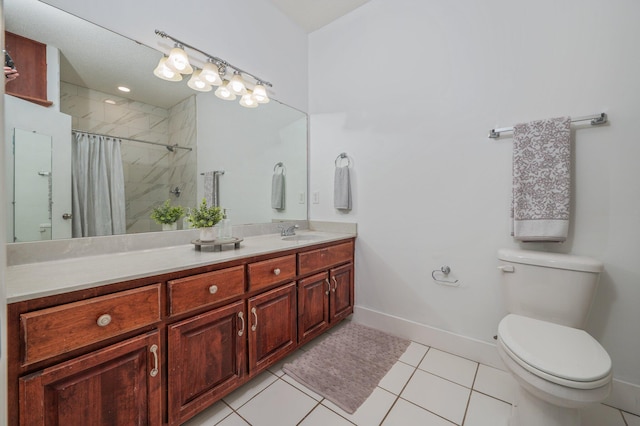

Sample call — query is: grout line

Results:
[459,364,481,425]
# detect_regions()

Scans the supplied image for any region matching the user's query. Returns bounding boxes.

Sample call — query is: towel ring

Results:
[273,162,286,175]
[335,152,351,167]
[431,265,460,286]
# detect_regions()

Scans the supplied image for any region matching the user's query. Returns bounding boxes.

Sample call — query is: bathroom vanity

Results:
[5,231,355,425]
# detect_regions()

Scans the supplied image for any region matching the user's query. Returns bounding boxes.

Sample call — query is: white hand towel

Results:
[203,171,215,207]
[334,166,352,210]
[271,173,285,210]
[512,116,571,242]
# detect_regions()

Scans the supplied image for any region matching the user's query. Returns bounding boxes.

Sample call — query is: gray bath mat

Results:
[282,321,410,414]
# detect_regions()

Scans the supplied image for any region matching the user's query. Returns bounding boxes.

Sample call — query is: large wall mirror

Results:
[4,0,308,243]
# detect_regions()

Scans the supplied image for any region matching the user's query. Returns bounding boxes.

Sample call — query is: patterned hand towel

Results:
[512,116,571,242]
[334,166,352,210]
[271,172,285,209]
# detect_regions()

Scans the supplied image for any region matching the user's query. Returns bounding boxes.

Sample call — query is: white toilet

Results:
[496,249,612,426]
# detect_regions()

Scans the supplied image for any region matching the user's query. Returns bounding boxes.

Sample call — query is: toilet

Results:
[496,249,612,426]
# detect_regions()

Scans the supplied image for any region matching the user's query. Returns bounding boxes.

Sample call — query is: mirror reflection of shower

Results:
[170,186,182,198]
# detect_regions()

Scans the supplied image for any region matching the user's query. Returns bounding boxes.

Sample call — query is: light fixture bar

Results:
[155,30,272,88]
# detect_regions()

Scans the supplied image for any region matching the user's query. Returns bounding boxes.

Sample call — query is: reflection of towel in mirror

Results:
[271,173,285,209]
[203,171,215,207]
[512,116,571,242]
[334,166,352,210]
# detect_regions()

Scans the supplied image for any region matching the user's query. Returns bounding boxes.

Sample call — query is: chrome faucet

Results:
[280,224,298,236]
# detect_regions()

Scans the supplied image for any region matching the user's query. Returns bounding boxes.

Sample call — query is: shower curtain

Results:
[72,132,126,237]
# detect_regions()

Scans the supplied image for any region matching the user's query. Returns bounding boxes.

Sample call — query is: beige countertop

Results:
[6,230,355,304]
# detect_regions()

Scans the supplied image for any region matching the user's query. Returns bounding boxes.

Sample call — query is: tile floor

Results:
[183,326,640,426]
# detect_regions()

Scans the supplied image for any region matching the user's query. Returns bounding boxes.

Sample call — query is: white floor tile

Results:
[237,379,317,426]
[281,374,324,400]
[181,401,233,426]
[472,364,518,404]
[383,398,455,426]
[399,342,429,367]
[581,403,626,426]
[401,369,470,425]
[322,387,397,426]
[463,391,511,426]
[378,361,416,395]
[222,371,278,410]
[623,411,640,426]
[418,348,478,388]
[299,404,354,426]
[215,413,249,426]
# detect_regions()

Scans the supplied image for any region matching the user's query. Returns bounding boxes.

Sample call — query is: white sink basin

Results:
[281,234,325,242]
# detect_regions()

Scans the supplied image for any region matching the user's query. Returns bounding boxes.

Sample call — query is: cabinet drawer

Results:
[248,254,296,291]
[168,266,245,316]
[298,241,354,276]
[21,284,161,365]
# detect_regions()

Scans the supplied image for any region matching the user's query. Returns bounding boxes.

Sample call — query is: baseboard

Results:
[353,305,640,416]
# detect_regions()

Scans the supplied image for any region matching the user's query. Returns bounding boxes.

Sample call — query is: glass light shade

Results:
[200,61,223,86]
[166,46,193,74]
[239,93,258,108]
[215,83,237,101]
[187,70,212,92]
[229,73,247,95]
[153,57,182,81]
[252,84,270,104]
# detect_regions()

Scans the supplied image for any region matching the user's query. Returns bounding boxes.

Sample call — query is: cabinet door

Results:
[167,301,245,425]
[19,331,161,426]
[298,272,329,344]
[248,282,297,373]
[330,263,354,323]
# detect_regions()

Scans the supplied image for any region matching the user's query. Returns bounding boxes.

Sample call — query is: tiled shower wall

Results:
[60,82,196,233]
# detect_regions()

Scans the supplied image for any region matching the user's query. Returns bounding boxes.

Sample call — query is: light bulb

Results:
[215,82,237,101]
[166,46,193,74]
[153,57,182,81]
[187,70,212,92]
[239,93,258,108]
[252,83,270,104]
[229,72,247,95]
[200,61,223,86]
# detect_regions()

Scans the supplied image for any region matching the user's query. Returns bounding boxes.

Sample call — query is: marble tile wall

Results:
[60,83,197,234]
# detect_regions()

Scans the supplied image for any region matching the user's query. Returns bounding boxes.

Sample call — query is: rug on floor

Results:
[282,321,411,414]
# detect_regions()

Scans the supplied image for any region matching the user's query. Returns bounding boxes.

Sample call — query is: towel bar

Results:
[488,113,607,139]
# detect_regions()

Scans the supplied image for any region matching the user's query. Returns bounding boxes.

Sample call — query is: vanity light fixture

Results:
[153,57,183,81]
[154,30,272,108]
[187,70,212,92]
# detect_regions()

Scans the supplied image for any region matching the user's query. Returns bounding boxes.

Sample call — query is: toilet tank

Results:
[498,249,604,329]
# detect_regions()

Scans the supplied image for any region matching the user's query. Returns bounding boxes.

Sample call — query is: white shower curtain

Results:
[72,132,126,237]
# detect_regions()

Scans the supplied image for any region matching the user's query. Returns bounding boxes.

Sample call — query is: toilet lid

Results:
[498,314,611,383]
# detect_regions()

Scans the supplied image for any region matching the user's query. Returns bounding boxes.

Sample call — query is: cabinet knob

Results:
[273,268,281,276]
[209,285,218,294]
[96,314,112,327]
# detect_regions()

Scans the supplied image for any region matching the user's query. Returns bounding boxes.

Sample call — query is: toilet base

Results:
[510,385,580,426]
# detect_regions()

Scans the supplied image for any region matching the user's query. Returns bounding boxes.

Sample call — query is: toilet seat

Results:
[498,314,611,389]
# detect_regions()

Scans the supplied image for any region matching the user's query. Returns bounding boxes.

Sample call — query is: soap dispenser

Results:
[219,209,232,240]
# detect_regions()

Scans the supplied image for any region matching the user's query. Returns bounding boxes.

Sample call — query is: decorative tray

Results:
[191,237,243,251]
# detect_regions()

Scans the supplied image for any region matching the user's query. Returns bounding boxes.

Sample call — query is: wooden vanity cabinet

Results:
[19,331,162,426]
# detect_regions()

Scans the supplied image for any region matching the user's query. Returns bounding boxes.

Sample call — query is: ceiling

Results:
[268,0,371,33]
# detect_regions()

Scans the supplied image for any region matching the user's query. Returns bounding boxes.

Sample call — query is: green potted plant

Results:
[150,200,185,231]
[187,198,224,241]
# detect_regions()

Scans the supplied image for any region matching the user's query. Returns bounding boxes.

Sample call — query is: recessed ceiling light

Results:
[104,99,116,105]
[117,86,131,93]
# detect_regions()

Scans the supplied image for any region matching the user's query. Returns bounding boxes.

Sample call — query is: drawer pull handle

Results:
[251,307,258,331]
[238,311,245,336]
[332,276,338,292]
[209,285,218,294]
[96,314,112,327]
[273,268,281,276]
[325,278,330,295]
[150,344,159,377]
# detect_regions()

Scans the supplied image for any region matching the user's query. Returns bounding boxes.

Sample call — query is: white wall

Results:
[309,0,640,398]
[41,0,308,112]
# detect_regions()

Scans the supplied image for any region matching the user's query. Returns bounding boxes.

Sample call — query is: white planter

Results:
[199,226,217,242]
[162,222,178,231]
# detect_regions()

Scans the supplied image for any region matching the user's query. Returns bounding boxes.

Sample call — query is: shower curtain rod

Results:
[72,129,193,152]
[488,113,608,138]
